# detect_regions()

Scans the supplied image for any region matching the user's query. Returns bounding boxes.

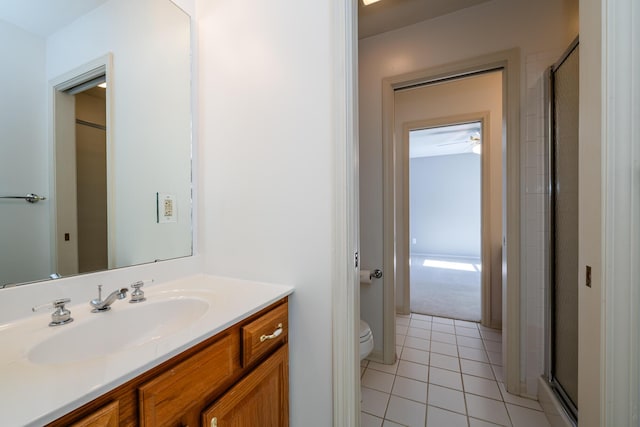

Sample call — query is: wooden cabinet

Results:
[48,299,288,427]
[203,345,288,427]
[70,401,119,427]
[241,302,288,367]
[138,333,237,426]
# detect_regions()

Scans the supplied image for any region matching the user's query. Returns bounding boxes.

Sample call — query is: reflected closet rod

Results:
[0,193,47,203]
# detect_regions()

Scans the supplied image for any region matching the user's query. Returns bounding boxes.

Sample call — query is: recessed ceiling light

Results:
[98,82,107,89]
[363,0,382,5]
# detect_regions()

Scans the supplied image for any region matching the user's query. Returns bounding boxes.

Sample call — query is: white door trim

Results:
[602,0,640,423]
[331,0,360,425]
[381,49,521,392]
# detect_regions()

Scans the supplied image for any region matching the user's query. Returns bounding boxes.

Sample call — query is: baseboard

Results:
[537,377,575,427]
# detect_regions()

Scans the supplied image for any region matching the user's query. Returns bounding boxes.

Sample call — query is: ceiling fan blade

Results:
[436,140,472,146]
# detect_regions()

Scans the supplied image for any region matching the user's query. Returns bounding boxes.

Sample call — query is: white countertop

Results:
[0,274,293,427]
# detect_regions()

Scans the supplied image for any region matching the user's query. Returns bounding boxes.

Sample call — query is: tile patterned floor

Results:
[360,313,550,427]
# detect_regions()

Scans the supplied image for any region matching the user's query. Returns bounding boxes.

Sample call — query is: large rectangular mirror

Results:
[0,0,192,288]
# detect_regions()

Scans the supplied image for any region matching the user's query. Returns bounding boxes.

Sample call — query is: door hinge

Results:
[354,251,359,268]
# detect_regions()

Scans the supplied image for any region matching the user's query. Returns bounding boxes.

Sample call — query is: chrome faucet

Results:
[129,280,147,303]
[32,298,73,326]
[90,285,128,312]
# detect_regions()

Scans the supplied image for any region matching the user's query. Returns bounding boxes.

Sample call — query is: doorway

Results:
[51,56,112,276]
[74,86,108,273]
[392,70,503,329]
[379,52,522,391]
[408,121,482,322]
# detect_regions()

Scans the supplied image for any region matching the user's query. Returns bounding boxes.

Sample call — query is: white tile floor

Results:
[360,313,550,427]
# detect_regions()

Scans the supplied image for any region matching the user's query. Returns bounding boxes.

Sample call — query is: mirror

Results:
[0,0,192,288]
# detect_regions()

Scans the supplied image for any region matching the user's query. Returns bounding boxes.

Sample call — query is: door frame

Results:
[402,112,492,325]
[381,49,521,392]
[331,0,360,425]
[601,0,640,423]
[49,54,113,275]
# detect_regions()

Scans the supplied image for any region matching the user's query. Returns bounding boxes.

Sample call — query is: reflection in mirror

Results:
[0,0,192,288]
[54,68,110,276]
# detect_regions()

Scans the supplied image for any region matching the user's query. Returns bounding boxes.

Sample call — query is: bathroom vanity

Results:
[52,298,288,426]
[0,275,293,426]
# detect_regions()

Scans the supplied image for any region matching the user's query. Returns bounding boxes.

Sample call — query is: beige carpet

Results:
[410,255,481,322]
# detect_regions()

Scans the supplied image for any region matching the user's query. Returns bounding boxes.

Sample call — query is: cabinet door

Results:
[202,344,288,427]
[139,333,237,427]
[70,401,119,427]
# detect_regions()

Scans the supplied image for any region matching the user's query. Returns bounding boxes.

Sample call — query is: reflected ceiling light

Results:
[363,0,382,5]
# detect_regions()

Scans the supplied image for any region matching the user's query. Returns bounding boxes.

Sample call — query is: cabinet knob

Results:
[260,323,283,342]
[211,417,218,427]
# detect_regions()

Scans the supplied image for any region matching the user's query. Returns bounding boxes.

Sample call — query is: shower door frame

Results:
[545,36,580,425]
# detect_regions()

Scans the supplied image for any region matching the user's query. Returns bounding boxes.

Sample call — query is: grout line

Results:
[458,333,471,425]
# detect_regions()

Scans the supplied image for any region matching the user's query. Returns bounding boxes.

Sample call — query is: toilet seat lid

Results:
[360,320,372,340]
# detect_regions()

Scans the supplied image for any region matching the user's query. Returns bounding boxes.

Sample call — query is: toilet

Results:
[359,320,374,360]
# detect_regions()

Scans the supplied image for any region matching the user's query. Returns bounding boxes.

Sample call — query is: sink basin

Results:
[28,297,209,365]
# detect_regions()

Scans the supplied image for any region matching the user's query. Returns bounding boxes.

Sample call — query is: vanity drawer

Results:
[70,401,119,427]
[138,333,238,426]
[242,302,288,367]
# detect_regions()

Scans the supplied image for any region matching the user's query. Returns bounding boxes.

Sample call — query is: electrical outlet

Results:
[157,193,177,223]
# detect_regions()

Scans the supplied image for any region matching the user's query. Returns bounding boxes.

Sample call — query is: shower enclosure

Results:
[546,38,579,424]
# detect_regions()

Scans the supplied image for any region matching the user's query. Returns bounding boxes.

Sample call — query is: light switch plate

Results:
[157,193,177,223]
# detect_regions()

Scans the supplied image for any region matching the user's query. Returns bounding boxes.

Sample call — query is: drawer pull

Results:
[211,417,217,427]
[260,323,283,342]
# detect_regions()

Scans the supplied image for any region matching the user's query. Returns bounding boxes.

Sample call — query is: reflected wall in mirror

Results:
[0,0,192,288]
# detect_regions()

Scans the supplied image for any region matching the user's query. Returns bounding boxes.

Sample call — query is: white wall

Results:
[359,0,578,395]
[0,20,50,286]
[46,0,192,268]
[410,154,481,258]
[197,1,337,425]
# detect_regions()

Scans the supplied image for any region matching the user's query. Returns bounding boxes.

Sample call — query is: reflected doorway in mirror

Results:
[52,56,112,276]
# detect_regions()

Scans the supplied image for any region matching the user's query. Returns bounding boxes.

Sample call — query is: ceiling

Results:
[409,122,481,158]
[358,0,492,39]
[0,0,107,37]
[0,0,490,39]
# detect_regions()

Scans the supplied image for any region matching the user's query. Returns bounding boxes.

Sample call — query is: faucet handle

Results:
[32,298,73,327]
[32,298,70,311]
[129,279,151,303]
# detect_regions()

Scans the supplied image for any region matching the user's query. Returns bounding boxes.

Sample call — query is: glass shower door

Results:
[548,39,579,422]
